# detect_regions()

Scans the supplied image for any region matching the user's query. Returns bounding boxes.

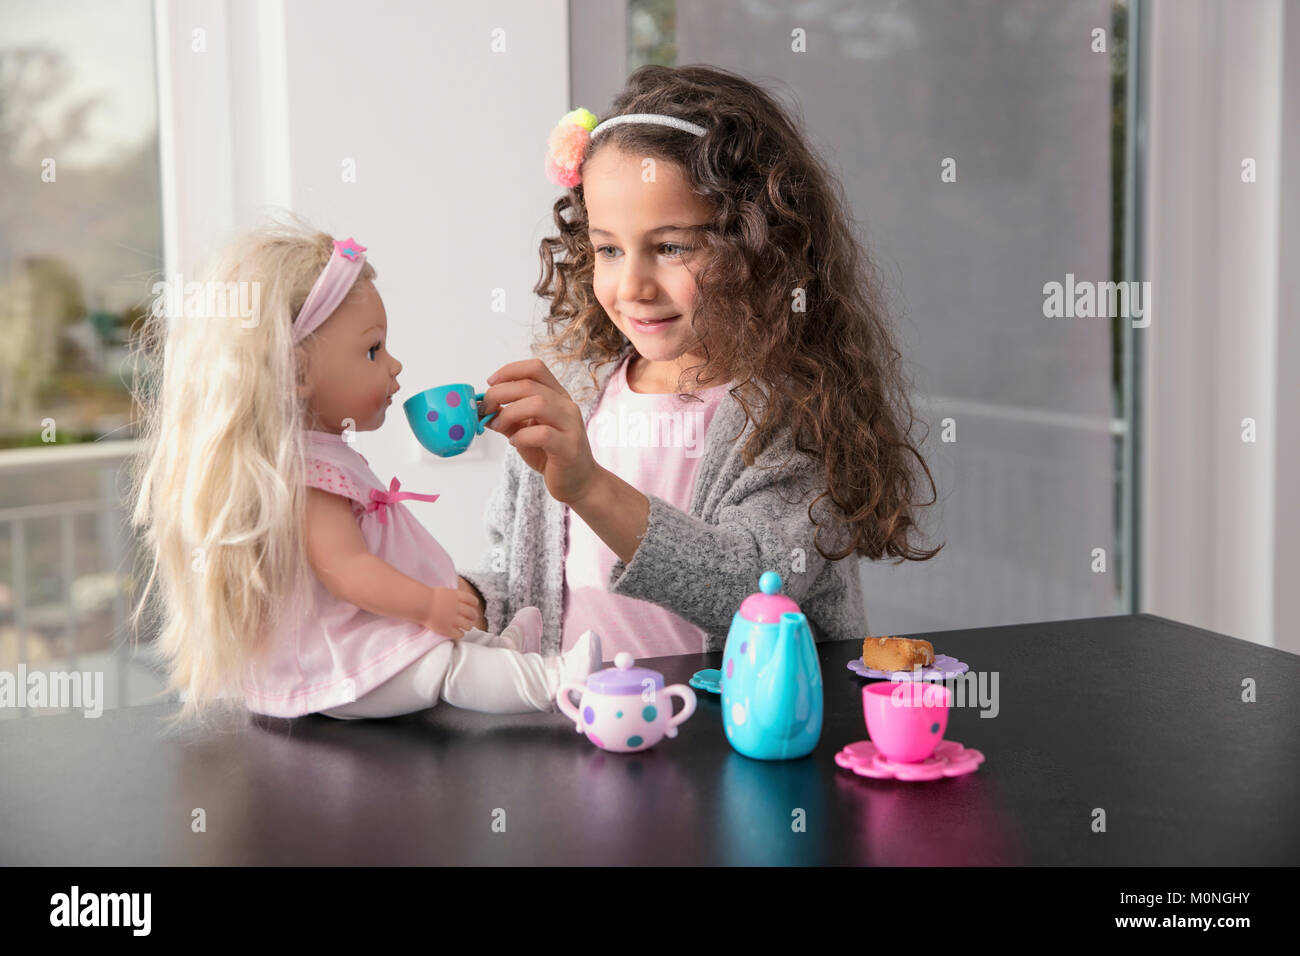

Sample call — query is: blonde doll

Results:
[128,216,601,725]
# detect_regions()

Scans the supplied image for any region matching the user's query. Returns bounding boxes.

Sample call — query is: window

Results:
[572,0,1137,631]
[0,0,165,717]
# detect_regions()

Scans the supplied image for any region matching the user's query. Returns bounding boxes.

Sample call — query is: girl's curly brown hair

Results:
[534,64,942,565]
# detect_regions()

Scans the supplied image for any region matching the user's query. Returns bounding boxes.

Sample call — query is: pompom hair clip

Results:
[543,108,706,188]
[544,108,598,188]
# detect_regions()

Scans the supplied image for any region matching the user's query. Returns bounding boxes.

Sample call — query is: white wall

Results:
[155,0,570,566]
[1143,0,1296,651]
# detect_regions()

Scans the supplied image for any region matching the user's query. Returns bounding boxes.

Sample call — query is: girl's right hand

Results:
[482,359,602,505]
[427,586,481,639]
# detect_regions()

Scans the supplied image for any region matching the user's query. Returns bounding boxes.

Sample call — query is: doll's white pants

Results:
[317,628,556,719]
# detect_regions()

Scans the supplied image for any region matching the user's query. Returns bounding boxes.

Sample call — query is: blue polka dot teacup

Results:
[403,383,499,457]
[557,651,697,753]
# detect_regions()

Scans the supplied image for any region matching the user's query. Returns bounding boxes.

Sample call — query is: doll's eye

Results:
[368,341,381,360]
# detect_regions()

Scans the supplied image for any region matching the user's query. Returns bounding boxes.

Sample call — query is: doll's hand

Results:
[482,358,601,505]
[457,576,489,631]
[427,586,481,639]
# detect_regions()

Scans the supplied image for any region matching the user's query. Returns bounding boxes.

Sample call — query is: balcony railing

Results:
[0,439,166,718]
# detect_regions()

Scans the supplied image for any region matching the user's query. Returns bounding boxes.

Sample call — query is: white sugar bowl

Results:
[556,652,697,753]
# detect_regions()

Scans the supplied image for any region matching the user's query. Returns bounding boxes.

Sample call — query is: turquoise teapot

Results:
[720,571,824,760]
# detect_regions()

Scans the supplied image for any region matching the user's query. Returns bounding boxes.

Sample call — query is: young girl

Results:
[459,65,944,663]
[127,216,601,726]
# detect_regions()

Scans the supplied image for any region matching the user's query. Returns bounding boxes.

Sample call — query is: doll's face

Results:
[297,278,402,433]
[583,145,718,393]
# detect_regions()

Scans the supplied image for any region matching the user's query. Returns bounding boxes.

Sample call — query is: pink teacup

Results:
[862,682,951,763]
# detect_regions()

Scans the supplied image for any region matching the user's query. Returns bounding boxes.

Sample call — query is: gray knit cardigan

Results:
[459,355,869,656]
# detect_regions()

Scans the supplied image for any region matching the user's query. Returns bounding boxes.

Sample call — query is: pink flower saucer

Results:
[834,739,985,781]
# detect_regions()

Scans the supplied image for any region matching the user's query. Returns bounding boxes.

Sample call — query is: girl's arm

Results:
[567,465,648,565]
[604,465,853,640]
[304,487,479,637]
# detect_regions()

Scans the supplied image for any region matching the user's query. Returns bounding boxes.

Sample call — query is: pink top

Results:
[241,430,454,717]
[562,354,731,661]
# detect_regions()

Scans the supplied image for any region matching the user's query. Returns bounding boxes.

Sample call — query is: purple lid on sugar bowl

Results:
[585,652,665,696]
[737,571,801,623]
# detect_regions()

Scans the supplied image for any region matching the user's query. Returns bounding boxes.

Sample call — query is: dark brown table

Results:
[2,613,1297,865]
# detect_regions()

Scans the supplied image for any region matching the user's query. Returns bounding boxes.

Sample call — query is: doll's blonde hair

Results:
[126,212,377,729]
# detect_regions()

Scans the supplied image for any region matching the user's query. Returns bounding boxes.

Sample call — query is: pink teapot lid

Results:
[737,571,801,623]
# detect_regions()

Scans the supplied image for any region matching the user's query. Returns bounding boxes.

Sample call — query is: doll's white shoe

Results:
[563,629,603,683]
[544,629,604,710]
[497,606,542,651]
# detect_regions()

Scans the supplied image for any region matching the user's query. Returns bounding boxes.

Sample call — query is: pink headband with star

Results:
[292,237,368,344]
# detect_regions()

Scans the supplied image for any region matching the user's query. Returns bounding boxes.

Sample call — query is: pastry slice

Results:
[861,636,935,672]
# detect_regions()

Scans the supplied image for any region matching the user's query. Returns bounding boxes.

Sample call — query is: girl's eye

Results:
[368,342,382,360]
[595,244,691,260]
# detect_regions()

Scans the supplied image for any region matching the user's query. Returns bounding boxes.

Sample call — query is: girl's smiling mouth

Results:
[629,314,680,333]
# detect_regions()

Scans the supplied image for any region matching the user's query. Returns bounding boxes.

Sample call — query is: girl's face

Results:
[298,278,403,433]
[583,145,716,392]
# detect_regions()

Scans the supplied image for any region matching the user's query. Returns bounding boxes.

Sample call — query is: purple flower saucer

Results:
[847,654,969,681]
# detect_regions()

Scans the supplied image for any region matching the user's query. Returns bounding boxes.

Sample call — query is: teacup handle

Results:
[661,684,697,739]
[555,681,587,732]
[474,391,498,432]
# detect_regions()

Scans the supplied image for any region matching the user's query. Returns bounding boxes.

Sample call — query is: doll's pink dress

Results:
[241,430,455,717]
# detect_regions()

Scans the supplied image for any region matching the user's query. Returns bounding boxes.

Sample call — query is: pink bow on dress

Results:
[365,477,440,525]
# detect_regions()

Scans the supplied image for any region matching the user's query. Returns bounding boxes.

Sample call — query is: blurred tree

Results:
[0,42,162,445]
[0,256,84,424]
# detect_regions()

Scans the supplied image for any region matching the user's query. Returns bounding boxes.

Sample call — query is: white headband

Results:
[545,110,707,189]
[591,113,707,139]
